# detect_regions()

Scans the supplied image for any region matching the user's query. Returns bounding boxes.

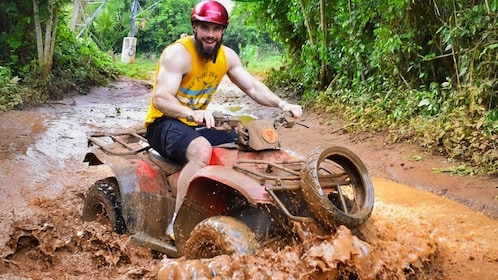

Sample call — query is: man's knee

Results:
[186,137,212,165]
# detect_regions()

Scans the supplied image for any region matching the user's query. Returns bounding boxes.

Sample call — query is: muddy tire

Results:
[82,178,126,234]
[182,216,258,259]
[301,146,374,229]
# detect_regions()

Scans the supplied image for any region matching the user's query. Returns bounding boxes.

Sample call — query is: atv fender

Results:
[188,165,272,206]
[84,150,171,237]
[174,165,273,250]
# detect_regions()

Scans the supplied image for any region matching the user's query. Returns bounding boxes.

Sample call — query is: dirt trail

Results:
[0,77,496,279]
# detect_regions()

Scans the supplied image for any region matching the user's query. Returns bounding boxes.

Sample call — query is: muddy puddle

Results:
[2,193,442,279]
[1,77,497,279]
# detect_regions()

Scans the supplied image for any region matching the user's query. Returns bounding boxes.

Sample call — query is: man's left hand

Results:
[280,101,303,118]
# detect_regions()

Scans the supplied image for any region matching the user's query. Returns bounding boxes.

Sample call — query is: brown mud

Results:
[0,77,497,279]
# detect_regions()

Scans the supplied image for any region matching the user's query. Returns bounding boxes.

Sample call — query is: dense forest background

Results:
[0,0,496,174]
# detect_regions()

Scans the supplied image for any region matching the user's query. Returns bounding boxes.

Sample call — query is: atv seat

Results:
[148,149,182,175]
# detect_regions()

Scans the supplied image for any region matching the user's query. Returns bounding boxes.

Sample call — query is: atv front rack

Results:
[233,159,315,223]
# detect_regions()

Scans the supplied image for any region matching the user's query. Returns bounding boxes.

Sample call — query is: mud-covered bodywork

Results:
[84,147,173,239]
[174,146,312,253]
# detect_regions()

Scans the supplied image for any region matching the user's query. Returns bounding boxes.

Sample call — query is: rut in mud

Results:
[0,77,497,279]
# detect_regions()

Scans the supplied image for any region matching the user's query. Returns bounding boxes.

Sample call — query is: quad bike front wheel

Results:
[301,146,374,229]
[182,216,258,259]
[82,178,126,234]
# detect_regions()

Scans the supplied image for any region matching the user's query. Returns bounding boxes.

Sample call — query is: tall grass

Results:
[116,56,157,82]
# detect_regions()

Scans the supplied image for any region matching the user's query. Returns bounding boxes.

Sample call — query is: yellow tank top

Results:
[144,37,228,127]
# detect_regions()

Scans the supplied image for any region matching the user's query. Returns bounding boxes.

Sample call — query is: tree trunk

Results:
[298,0,315,46]
[33,0,44,69]
[32,0,60,77]
[319,0,327,90]
[46,1,59,72]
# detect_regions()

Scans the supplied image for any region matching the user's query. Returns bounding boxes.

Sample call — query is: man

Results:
[144,0,302,240]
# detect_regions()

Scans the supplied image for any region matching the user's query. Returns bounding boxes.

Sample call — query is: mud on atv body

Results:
[82,112,374,259]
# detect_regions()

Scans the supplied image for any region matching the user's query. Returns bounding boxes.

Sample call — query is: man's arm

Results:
[152,44,192,118]
[225,47,302,117]
[152,43,217,126]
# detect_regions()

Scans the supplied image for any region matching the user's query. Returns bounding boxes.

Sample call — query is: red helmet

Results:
[191,0,229,27]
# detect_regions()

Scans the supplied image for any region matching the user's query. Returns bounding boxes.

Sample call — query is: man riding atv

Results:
[143,0,302,240]
[82,0,373,260]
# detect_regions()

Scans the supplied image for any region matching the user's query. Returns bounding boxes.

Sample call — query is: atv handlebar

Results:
[187,111,298,131]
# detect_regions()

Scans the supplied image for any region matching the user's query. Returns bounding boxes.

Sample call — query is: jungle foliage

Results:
[251,0,498,175]
[0,0,120,109]
[135,0,197,55]
[135,0,279,59]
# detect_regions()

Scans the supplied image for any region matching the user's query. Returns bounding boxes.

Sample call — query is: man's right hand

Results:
[189,110,215,128]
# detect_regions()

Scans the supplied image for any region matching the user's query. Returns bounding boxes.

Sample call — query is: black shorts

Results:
[145,117,237,165]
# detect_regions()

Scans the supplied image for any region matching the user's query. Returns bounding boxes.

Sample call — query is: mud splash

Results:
[2,197,441,280]
[157,224,441,280]
[1,189,160,279]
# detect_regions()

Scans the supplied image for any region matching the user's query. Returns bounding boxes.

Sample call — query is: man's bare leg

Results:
[167,137,212,240]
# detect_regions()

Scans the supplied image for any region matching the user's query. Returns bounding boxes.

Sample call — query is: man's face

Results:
[193,22,225,61]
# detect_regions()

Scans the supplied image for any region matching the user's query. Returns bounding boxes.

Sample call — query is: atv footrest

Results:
[130,232,177,257]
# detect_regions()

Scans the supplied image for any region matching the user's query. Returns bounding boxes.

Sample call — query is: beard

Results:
[194,32,223,62]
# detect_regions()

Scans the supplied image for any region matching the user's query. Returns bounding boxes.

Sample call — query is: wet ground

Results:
[0,77,497,279]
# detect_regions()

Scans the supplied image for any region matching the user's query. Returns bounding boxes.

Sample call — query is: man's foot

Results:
[166,222,175,241]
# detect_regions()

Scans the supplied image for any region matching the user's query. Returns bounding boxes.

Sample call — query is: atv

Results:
[82,111,374,259]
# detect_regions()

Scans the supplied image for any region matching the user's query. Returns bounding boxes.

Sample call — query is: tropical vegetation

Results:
[258,0,498,175]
